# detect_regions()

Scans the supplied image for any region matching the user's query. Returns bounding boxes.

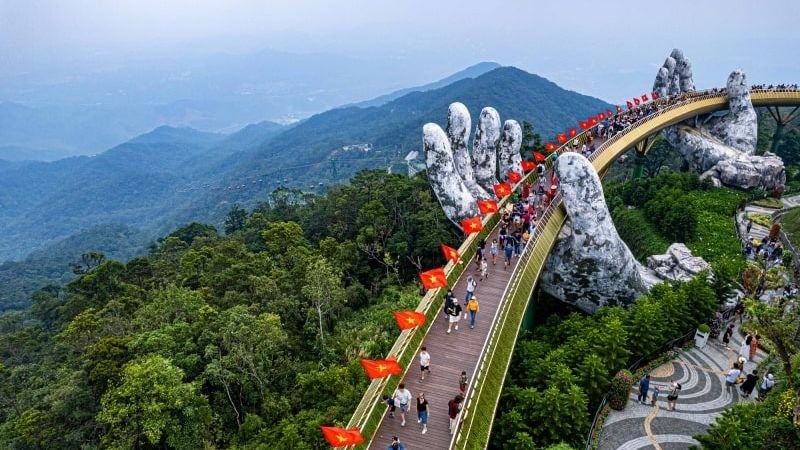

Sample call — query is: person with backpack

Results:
[467,296,480,329]
[464,276,477,303]
[666,380,681,411]
[446,300,462,334]
[504,239,514,269]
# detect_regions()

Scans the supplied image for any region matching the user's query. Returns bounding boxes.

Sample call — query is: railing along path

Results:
[345,87,800,450]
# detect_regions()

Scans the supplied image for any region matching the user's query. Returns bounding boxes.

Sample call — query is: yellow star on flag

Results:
[336,434,347,443]
[405,317,417,325]
[377,364,387,373]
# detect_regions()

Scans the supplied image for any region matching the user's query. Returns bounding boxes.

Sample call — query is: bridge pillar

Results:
[632,136,657,179]
[766,106,800,154]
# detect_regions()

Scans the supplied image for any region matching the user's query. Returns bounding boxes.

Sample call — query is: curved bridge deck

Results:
[349,88,800,450]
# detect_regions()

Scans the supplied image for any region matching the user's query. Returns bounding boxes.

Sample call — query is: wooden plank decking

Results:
[369,223,520,450]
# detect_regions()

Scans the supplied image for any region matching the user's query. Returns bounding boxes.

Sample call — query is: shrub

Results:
[747,212,772,227]
[608,369,634,411]
[769,223,782,240]
[697,323,710,333]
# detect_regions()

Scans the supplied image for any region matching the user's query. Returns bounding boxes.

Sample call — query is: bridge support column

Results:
[766,106,800,155]
[632,137,656,179]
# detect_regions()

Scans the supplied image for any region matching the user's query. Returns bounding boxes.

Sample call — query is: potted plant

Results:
[695,323,711,348]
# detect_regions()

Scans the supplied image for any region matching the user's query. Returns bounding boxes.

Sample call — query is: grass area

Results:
[611,207,670,261]
[684,189,747,279]
[780,206,800,247]
[752,197,784,209]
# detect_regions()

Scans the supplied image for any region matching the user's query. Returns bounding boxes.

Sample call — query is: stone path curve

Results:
[597,325,766,450]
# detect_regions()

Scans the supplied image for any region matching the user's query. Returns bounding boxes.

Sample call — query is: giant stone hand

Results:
[653,49,785,190]
[424,103,523,228]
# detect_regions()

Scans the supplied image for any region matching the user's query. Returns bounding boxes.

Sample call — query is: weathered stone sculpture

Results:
[540,154,712,313]
[497,120,524,181]
[539,153,651,313]
[654,49,785,190]
[647,243,712,282]
[447,103,493,201]
[426,103,524,227]
[472,107,502,193]
[423,123,479,225]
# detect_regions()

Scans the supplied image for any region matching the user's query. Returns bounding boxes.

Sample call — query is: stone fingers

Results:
[472,107,501,193]
[498,120,523,181]
[447,103,492,200]
[424,123,480,227]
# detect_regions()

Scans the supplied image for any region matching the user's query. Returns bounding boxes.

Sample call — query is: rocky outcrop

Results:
[423,123,479,227]
[540,154,713,313]
[540,153,651,313]
[498,120,523,181]
[472,107,501,193]
[647,243,711,282]
[653,50,785,191]
[447,103,493,200]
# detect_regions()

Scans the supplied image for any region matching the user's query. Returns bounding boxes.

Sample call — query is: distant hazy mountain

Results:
[0,65,610,309]
[351,62,502,108]
[0,122,283,261]
[0,48,444,160]
[218,66,611,192]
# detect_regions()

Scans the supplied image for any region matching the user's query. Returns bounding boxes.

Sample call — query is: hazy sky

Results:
[2,0,799,102]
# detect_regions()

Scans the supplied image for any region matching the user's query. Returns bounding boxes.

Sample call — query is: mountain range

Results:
[0,64,611,309]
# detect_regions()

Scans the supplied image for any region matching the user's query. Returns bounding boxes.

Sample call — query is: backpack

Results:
[468,299,479,312]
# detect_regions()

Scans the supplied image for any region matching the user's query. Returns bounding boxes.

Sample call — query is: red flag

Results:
[617,105,623,113]
[606,109,613,117]
[556,133,567,144]
[440,243,461,262]
[493,182,512,198]
[633,97,640,106]
[568,128,577,138]
[419,267,447,289]
[393,310,426,330]
[544,142,556,152]
[507,170,522,183]
[652,91,659,100]
[521,160,535,172]
[641,94,648,102]
[321,426,364,447]
[626,101,633,109]
[579,120,589,130]
[589,117,598,126]
[598,112,606,120]
[477,199,498,214]
[360,358,402,379]
[461,216,483,234]
[533,151,547,163]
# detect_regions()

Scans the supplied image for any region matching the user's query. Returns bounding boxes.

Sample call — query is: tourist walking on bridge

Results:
[446,300,462,334]
[448,394,464,434]
[419,347,431,381]
[416,392,429,434]
[393,383,412,427]
[467,296,480,329]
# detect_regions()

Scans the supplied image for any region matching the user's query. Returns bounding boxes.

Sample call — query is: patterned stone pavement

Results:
[597,326,766,450]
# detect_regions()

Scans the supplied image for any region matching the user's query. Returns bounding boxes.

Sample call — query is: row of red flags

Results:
[626,91,660,109]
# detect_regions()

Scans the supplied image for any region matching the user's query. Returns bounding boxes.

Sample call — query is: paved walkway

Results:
[597,326,766,450]
[369,213,527,449]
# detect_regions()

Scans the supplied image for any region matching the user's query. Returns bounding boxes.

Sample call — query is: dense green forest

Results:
[0,171,461,449]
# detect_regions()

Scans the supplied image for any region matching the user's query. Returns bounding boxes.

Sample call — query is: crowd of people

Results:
[744,235,784,264]
[381,83,800,448]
